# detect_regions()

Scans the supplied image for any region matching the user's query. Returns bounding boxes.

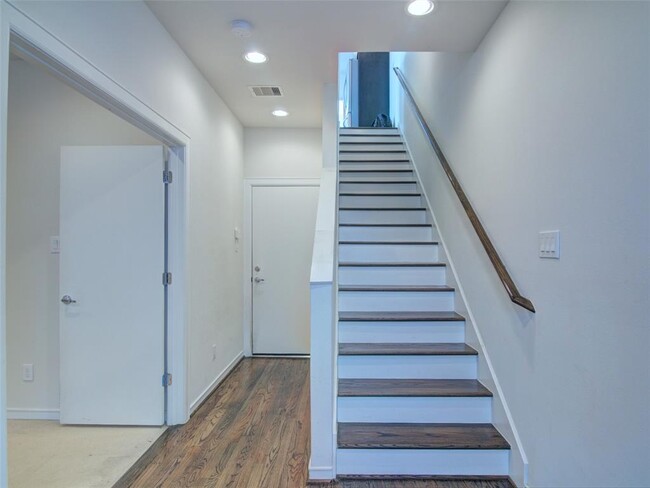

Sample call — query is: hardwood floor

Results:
[124,358,513,488]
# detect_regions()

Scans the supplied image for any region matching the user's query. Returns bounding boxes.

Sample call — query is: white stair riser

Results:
[339,162,411,170]
[340,195,421,208]
[340,143,406,152]
[339,172,414,180]
[339,210,427,225]
[339,135,402,144]
[339,244,437,262]
[338,290,454,312]
[337,397,492,424]
[339,153,408,161]
[339,182,418,192]
[338,321,465,343]
[336,449,509,476]
[339,226,432,241]
[338,266,446,286]
[339,128,399,136]
[338,355,476,379]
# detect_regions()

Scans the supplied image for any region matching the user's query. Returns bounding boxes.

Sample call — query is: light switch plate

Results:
[50,236,60,254]
[539,230,560,259]
[22,363,34,382]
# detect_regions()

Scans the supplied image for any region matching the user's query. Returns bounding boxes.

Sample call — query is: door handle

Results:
[61,295,77,305]
[254,277,265,283]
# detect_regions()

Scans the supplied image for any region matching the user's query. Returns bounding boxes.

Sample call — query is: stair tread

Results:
[339,241,437,245]
[340,169,413,172]
[339,192,421,196]
[338,378,492,397]
[339,207,425,211]
[339,223,432,228]
[339,181,416,184]
[339,311,465,322]
[338,343,476,356]
[339,285,454,292]
[339,262,445,267]
[337,423,510,450]
[340,150,407,153]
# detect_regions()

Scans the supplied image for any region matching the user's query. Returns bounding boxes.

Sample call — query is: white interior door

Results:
[252,185,319,354]
[59,146,165,425]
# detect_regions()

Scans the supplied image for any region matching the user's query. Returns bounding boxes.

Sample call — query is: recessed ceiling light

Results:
[244,51,268,64]
[407,0,434,16]
[272,109,289,117]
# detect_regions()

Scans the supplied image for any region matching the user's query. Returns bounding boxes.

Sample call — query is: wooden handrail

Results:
[393,67,535,313]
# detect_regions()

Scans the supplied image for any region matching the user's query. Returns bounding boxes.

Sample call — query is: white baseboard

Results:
[7,408,60,420]
[308,463,336,481]
[189,352,244,414]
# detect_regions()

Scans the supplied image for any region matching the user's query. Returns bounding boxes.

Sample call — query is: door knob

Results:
[254,277,265,283]
[61,295,77,305]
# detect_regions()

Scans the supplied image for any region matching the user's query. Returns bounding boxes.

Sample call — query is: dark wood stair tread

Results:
[338,379,492,397]
[339,262,445,267]
[339,311,465,322]
[338,285,454,292]
[337,423,510,450]
[340,169,413,173]
[339,223,431,227]
[339,207,425,211]
[338,180,416,184]
[338,343,476,356]
[339,240,437,245]
[339,192,421,196]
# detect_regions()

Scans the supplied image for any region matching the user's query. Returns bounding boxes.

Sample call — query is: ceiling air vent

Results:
[249,86,283,97]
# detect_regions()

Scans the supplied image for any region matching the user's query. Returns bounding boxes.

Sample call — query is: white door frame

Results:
[242,178,320,356]
[0,4,190,484]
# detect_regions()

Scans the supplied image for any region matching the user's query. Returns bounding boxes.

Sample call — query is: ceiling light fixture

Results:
[272,109,289,117]
[244,51,268,64]
[407,0,434,16]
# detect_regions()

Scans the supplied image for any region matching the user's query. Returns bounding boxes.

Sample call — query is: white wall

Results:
[391,2,650,487]
[5,0,245,417]
[244,128,322,178]
[6,59,157,415]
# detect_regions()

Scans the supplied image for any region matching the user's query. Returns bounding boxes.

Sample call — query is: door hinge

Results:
[162,272,172,286]
[163,170,173,184]
[162,372,172,387]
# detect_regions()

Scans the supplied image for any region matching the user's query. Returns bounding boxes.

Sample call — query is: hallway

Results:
[124,358,513,487]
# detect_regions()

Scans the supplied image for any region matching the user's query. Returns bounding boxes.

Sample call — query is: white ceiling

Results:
[147,0,507,128]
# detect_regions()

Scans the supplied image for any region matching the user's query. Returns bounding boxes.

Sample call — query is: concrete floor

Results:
[8,420,166,488]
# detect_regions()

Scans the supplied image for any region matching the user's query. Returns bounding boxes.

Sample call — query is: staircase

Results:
[336,127,510,477]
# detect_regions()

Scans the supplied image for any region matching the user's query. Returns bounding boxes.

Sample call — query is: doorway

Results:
[3,28,188,488]
[245,181,319,356]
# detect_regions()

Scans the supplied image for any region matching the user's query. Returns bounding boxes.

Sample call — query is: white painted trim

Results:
[0,6,193,483]
[6,408,59,420]
[399,128,529,486]
[242,178,321,356]
[308,461,336,481]
[189,351,243,415]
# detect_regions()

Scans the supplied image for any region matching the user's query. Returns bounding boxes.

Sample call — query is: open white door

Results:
[252,185,319,355]
[59,146,165,425]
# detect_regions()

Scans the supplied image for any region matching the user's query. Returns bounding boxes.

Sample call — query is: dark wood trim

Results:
[112,427,174,488]
[393,67,535,313]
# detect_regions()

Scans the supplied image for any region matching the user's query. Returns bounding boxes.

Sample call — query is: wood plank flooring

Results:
[123,358,513,488]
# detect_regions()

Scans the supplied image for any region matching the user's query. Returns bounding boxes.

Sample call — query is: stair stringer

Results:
[398,128,529,487]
